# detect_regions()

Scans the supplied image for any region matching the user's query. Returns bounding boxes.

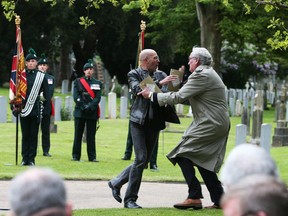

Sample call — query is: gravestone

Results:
[61,79,69,94]
[272,86,288,146]
[235,99,242,116]
[99,96,106,119]
[186,106,193,117]
[176,104,184,117]
[0,96,7,123]
[229,97,235,117]
[251,90,263,145]
[241,92,250,135]
[260,124,271,153]
[54,96,62,121]
[65,96,74,120]
[120,96,128,119]
[108,92,117,119]
[235,124,247,146]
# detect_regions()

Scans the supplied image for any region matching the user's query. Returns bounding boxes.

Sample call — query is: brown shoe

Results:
[174,199,202,210]
[204,204,221,209]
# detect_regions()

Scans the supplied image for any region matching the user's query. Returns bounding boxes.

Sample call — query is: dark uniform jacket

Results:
[42,73,54,116]
[73,76,102,119]
[24,69,50,117]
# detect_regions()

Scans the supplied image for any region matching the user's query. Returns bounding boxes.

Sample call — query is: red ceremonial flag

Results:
[135,20,146,68]
[9,19,26,106]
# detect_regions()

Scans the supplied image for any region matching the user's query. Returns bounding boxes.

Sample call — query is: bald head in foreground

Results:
[9,168,72,216]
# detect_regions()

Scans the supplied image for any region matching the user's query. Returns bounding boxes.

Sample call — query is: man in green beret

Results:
[72,59,102,162]
[18,48,50,166]
[38,53,55,157]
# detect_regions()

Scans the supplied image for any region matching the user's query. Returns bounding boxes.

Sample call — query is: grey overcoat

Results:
[156,65,230,173]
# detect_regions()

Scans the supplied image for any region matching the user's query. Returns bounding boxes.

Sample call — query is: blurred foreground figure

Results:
[9,167,72,216]
[221,175,288,216]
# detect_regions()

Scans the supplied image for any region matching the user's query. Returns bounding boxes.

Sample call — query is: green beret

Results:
[83,59,94,71]
[25,48,38,61]
[38,53,48,65]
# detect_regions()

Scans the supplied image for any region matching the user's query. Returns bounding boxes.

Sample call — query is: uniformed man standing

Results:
[38,53,55,157]
[18,48,50,166]
[72,59,102,162]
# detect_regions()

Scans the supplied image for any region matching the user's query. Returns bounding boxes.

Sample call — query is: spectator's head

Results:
[221,175,288,216]
[220,143,279,189]
[139,49,160,73]
[9,168,72,216]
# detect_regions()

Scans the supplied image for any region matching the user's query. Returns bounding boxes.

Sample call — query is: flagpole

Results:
[13,15,24,166]
[15,15,21,166]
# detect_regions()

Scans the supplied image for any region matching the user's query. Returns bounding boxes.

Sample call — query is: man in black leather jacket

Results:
[108,49,177,209]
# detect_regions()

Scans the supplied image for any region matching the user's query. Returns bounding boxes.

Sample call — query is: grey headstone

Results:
[120,96,128,119]
[54,96,62,121]
[99,96,106,119]
[235,124,247,146]
[0,96,7,123]
[260,124,271,153]
[229,97,235,117]
[61,79,69,94]
[65,96,74,120]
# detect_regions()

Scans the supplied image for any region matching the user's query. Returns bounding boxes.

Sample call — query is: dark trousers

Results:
[41,115,51,153]
[176,157,224,205]
[72,117,97,161]
[20,116,40,163]
[123,121,159,167]
[111,120,160,203]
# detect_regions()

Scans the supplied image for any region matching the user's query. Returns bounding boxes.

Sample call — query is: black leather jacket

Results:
[128,68,167,129]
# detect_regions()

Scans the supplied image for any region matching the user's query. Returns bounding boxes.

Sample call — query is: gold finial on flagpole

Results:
[140,20,146,32]
[15,15,21,25]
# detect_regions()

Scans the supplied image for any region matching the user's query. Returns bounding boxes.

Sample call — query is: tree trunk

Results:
[196,2,222,74]
[57,43,72,86]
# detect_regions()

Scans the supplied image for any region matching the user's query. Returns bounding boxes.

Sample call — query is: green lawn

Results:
[1,87,287,215]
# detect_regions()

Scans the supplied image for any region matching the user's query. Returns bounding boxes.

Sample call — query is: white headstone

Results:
[108,92,117,119]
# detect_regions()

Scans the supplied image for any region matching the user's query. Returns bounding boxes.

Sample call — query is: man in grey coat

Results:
[139,47,230,210]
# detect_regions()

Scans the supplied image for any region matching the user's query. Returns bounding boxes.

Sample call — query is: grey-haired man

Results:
[139,47,230,210]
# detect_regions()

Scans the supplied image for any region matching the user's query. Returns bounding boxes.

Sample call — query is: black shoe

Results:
[124,201,142,209]
[28,162,35,166]
[43,152,52,157]
[71,158,80,161]
[21,161,28,166]
[89,159,99,162]
[121,155,131,160]
[108,181,122,203]
[150,164,159,172]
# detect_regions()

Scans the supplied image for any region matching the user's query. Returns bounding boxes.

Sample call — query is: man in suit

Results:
[38,53,55,157]
[108,49,178,208]
[139,47,230,210]
[14,48,50,166]
[72,59,102,162]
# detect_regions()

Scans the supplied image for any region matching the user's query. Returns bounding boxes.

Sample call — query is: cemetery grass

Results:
[0,109,287,183]
[72,208,223,216]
